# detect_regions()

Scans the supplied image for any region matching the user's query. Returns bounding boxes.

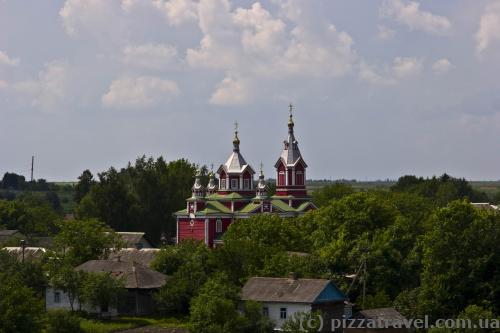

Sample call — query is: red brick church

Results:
[175,107,316,247]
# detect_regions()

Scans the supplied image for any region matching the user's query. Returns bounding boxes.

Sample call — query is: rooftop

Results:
[241,277,346,304]
[76,260,166,289]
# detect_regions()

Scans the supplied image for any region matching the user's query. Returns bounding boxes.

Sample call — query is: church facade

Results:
[175,109,316,248]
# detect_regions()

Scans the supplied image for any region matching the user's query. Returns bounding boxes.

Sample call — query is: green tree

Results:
[189,274,273,333]
[54,218,123,266]
[312,183,355,207]
[80,272,125,312]
[76,157,196,244]
[48,262,85,311]
[0,273,45,333]
[419,200,500,318]
[74,169,95,203]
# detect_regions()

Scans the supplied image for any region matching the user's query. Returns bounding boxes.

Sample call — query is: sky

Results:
[1,0,500,181]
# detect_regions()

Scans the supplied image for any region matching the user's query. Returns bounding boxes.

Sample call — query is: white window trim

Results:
[216,219,222,233]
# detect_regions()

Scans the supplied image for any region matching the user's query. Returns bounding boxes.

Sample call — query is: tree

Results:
[74,170,95,203]
[0,273,45,333]
[419,200,500,318]
[312,183,355,207]
[48,261,85,311]
[80,272,125,312]
[76,157,196,244]
[0,198,59,235]
[1,172,26,190]
[189,274,273,333]
[54,218,123,266]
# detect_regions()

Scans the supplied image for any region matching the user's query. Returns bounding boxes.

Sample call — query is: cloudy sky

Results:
[1,0,500,181]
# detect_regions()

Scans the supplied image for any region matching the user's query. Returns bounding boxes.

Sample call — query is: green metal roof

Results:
[270,199,296,212]
[206,192,246,201]
[239,203,261,214]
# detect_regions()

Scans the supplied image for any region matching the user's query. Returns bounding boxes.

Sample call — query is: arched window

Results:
[216,219,223,233]
[296,171,304,185]
[278,171,285,186]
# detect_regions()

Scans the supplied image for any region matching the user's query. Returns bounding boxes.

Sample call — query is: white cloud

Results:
[187,0,357,103]
[358,62,396,85]
[152,0,198,26]
[210,75,250,106]
[0,50,20,66]
[122,43,178,69]
[432,58,454,74]
[59,0,127,46]
[14,62,70,112]
[102,76,180,108]
[380,0,451,35]
[233,3,286,57]
[475,1,500,55]
[377,25,396,40]
[392,57,423,78]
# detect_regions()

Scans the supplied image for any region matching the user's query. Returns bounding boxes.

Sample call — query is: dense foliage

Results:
[76,157,198,244]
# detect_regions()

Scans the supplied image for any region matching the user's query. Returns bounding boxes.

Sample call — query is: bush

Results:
[46,309,83,333]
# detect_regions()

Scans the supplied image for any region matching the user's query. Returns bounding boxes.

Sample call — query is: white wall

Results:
[261,302,311,329]
[46,287,73,310]
[45,288,118,316]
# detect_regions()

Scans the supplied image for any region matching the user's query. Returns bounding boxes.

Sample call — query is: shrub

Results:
[46,309,83,333]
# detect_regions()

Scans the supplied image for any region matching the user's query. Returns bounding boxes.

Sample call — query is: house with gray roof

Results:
[241,276,348,331]
[46,259,166,316]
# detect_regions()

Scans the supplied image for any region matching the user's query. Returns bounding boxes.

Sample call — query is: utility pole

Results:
[31,155,34,182]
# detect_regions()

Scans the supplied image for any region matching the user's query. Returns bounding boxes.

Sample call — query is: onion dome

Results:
[207,169,217,195]
[191,168,206,198]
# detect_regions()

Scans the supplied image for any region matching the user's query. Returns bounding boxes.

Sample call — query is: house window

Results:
[221,179,226,189]
[54,291,61,304]
[280,307,287,319]
[244,179,250,189]
[263,307,269,317]
[231,179,238,189]
[216,219,222,233]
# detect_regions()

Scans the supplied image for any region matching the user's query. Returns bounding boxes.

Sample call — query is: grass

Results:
[80,316,189,333]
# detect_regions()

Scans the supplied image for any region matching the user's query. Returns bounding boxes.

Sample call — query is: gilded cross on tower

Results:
[289,103,293,116]
[234,121,238,133]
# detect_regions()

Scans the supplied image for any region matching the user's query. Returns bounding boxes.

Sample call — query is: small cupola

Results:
[191,168,206,198]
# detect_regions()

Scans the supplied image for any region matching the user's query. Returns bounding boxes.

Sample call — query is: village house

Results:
[46,259,166,316]
[240,276,348,331]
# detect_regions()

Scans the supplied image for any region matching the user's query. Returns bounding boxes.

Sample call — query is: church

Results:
[175,107,316,248]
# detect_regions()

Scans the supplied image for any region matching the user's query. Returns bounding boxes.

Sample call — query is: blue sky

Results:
[1,0,500,181]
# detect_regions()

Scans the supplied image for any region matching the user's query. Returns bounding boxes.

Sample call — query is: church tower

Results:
[274,105,309,206]
[216,122,255,196]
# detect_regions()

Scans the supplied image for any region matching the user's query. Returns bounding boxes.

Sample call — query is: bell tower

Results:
[274,105,308,204]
